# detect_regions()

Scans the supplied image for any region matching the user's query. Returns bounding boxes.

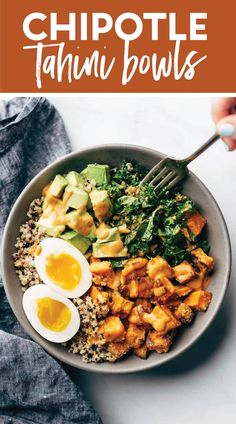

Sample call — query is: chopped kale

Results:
[139,184,158,208]
[100,160,210,266]
[100,181,123,199]
[112,161,146,186]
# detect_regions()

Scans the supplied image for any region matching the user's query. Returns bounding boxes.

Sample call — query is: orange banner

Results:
[1,0,236,92]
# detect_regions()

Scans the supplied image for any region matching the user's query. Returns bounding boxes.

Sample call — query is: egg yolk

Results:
[37,297,71,332]
[45,253,82,290]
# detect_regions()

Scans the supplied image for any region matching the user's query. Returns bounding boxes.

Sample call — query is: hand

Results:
[212,98,236,151]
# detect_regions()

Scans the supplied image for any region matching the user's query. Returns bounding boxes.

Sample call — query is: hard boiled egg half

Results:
[22,285,80,343]
[34,238,92,298]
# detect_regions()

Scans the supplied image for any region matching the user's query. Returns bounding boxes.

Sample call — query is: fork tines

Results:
[140,158,183,192]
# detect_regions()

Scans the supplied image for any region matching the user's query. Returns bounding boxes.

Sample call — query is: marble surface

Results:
[51,97,236,423]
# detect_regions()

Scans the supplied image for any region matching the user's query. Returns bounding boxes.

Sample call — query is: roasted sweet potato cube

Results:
[99,316,125,342]
[128,305,145,325]
[134,344,148,360]
[137,277,154,298]
[146,331,174,353]
[174,285,193,298]
[174,303,194,324]
[107,340,130,361]
[92,276,105,287]
[187,212,206,236]
[143,304,180,335]
[128,280,139,298]
[109,291,134,317]
[122,258,148,281]
[90,260,115,287]
[158,305,181,330]
[187,268,207,290]
[90,286,108,304]
[165,299,181,308]
[184,290,212,311]
[90,260,113,275]
[125,277,154,299]
[135,299,152,313]
[173,261,196,284]
[157,277,175,303]
[147,256,174,280]
[191,248,214,272]
[126,324,146,348]
[89,285,99,302]
[154,286,166,298]
[107,270,122,290]
[162,277,175,294]
[123,257,148,275]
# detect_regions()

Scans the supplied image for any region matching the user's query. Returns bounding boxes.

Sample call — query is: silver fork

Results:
[140,133,222,192]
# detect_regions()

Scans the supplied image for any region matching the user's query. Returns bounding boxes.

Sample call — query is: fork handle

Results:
[180,133,220,166]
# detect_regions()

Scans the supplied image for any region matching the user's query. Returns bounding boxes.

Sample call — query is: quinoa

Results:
[13,198,113,362]
[69,296,116,362]
[13,198,45,291]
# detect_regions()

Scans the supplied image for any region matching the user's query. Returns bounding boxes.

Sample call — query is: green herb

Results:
[100,181,123,199]
[112,161,146,186]
[102,160,210,266]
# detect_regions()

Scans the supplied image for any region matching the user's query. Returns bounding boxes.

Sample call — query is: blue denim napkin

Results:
[0,97,102,424]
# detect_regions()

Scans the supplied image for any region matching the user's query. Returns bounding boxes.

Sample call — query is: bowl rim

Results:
[1,143,232,374]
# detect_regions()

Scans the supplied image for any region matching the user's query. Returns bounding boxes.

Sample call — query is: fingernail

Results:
[218,123,235,137]
[222,141,230,151]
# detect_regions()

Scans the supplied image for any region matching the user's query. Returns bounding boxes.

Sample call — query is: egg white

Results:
[34,238,92,298]
[22,284,80,343]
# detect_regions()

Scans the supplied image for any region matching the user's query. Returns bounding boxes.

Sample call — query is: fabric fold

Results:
[0,97,102,424]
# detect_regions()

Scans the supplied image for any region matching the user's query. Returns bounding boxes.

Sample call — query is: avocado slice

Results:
[63,186,88,210]
[60,230,91,254]
[92,240,128,258]
[96,227,120,243]
[81,164,110,185]
[49,175,68,198]
[89,189,112,222]
[66,210,96,239]
[66,171,83,187]
[39,225,66,237]
[37,222,64,237]
[37,213,65,236]
[42,197,48,211]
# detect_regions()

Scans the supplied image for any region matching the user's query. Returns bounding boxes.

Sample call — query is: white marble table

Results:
[50,97,236,424]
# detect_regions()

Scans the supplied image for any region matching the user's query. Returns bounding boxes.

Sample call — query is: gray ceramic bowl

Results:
[1,144,231,373]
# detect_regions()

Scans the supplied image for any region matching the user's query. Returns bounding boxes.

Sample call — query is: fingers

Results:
[212,97,236,150]
[217,115,236,151]
[212,97,236,124]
